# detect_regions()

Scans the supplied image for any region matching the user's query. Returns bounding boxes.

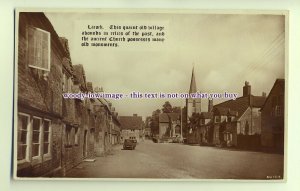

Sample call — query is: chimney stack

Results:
[208,99,213,112]
[243,81,251,97]
[133,114,138,117]
[262,92,266,97]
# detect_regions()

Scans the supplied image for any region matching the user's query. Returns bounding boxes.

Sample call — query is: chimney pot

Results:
[208,99,213,112]
[243,81,251,97]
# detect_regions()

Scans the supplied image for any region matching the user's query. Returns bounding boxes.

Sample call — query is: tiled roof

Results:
[213,107,231,116]
[119,115,143,130]
[159,113,181,123]
[250,95,266,108]
[228,110,238,116]
[213,95,266,119]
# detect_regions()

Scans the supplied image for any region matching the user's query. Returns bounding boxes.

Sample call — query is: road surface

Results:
[65,140,284,179]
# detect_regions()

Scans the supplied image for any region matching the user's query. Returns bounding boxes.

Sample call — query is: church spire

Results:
[189,66,197,93]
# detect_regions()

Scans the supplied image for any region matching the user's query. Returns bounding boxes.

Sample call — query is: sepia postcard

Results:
[14,8,288,181]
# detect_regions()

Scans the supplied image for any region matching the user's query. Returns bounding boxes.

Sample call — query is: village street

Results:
[65,140,284,179]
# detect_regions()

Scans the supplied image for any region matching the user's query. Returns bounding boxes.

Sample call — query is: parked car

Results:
[123,139,136,150]
[131,137,137,143]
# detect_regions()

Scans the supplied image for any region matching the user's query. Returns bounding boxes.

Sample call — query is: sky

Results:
[45,11,285,119]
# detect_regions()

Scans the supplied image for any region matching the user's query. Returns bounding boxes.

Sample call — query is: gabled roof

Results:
[119,115,143,130]
[159,113,181,123]
[213,94,266,119]
[261,79,285,111]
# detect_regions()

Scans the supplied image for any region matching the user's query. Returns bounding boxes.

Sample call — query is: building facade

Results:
[261,79,285,153]
[158,113,181,140]
[16,12,121,177]
[17,12,65,177]
[187,81,266,150]
[119,114,144,143]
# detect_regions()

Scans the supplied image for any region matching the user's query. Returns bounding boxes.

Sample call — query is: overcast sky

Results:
[45,11,285,119]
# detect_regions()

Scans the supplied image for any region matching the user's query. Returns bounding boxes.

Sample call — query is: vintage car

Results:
[123,139,137,150]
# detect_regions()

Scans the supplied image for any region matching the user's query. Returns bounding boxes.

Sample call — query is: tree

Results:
[172,106,181,113]
[189,112,201,132]
[150,109,161,136]
[181,106,188,137]
[162,101,172,113]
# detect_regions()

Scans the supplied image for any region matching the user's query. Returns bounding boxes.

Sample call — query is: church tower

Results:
[186,67,201,122]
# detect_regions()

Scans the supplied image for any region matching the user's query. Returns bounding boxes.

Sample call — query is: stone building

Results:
[16,12,123,177]
[187,81,266,150]
[60,38,84,174]
[17,12,65,177]
[119,114,144,143]
[211,82,266,149]
[158,113,181,140]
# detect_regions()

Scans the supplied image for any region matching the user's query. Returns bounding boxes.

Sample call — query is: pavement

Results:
[65,140,284,179]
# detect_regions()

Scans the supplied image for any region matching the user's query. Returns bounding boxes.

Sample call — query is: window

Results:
[62,73,73,92]
[43,120,51,155]
[271,95,284,117]
[62,73,66,91]
[275,106,283,117]
[65,125,72,147]
[214,116,221,123]
[32,117,42,158]
[18,113,52,163]
[245,121,249,135]
[75,128,80,146]
[68,78,73,92]
[17,114,30,161]
[228,116,232,122]
[27,27,51,71]
[200,119,205,125]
